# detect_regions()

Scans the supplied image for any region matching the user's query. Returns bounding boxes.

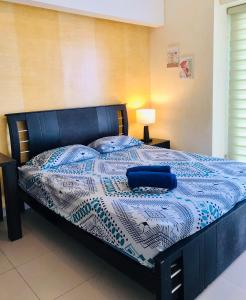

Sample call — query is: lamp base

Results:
[142,126,152,144]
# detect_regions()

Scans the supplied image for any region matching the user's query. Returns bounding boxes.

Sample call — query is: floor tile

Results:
[3,210,246,300]
[0,269,38,300]
[23,210,106,277]
[17,252,90,300]
[54,236,107,278]
[196,276,246,300]
[23,211,68,253]
[58,265,154,300]
[220,251,246,292]
[22,211,87,255]
[0,250,13,275]
[26,210,106,267]
[0,232,50,267]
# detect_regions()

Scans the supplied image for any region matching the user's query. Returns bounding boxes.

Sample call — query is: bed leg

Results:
[2,162,22,241]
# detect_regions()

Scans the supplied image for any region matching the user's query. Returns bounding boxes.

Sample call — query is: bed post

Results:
[155,247,185,300]
[155,234,208,300]
[0,153,22,241]
[156,259,173,300]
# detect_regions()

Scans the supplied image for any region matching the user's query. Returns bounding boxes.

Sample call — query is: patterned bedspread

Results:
[19,145,246,268]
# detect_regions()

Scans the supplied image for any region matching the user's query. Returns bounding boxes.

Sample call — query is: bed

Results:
[4,104,246,300]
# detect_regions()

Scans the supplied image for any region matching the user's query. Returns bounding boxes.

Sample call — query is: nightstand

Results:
[145,138,170,149]
[0,153,22,241]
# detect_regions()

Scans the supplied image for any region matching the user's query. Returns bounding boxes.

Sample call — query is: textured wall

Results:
[0,1,150,155]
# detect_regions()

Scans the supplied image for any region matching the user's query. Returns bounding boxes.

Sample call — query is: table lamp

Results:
[136,109,156,143]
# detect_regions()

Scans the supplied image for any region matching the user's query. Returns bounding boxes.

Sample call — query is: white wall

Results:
[4,0,164,27]
[212,0,229,157]
[150,0,214,155]
[212,0,246,157]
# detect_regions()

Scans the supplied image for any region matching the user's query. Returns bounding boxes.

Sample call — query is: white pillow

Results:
[88,136,143,154]
[26,145,99,169]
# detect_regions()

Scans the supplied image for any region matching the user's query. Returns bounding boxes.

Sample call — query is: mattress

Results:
[19,145,246,268]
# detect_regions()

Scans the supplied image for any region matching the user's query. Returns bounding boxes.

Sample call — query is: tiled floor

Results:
[0,210,246,300]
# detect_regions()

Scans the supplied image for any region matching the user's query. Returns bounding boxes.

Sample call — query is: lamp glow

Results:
[136,109,156,143]
[136,109,156,125]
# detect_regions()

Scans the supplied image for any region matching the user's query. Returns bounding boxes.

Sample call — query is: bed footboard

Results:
[155,237,202,300]
[155,200,246,300]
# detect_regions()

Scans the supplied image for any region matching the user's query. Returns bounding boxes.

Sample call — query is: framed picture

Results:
[179,56,193,79]
[167,47,180,68]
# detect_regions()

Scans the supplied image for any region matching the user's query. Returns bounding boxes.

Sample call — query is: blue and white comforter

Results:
[19,145,246,268]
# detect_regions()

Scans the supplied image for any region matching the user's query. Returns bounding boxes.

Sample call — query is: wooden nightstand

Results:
[145,138,170,149]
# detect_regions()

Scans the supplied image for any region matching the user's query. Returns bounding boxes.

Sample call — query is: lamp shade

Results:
[136,109,156,125]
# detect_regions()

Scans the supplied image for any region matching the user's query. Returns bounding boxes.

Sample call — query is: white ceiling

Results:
[3,0,165,27]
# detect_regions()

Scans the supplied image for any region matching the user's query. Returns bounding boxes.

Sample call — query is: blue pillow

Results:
[88,136,143,154]
[26,145,99,169]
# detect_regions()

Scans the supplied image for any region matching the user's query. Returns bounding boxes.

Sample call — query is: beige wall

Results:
[150,0,214,155]
[0,1,150,155]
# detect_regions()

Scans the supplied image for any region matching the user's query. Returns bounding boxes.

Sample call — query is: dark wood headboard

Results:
[6,104,128,165]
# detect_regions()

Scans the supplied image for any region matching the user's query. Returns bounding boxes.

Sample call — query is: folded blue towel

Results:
[126,165,171,176]
[127,171,177,190]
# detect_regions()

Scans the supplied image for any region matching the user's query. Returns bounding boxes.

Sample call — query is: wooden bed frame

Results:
[2,104,246,300]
